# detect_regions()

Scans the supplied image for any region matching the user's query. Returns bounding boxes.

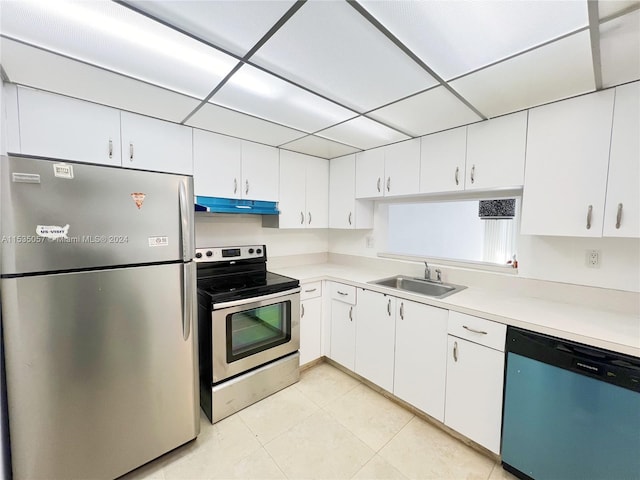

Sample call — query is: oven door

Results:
[211,288,300,383]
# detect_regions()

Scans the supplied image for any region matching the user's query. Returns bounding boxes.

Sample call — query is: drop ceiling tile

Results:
[186,103,306,147]
[0,38,199,123]
[598,0,639,20]
[359,0,588,80]
[600,10,640,87]
[280,135,361,159]
[251,0,437,112]
[368,87,482,137]
[212,64,356,133]
[0,0,238,98]
[317,117,409,150]
[450,30,595,118]
[124,0,296,57]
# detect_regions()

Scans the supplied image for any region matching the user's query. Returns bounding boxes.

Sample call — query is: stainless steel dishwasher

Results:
[501,327,640,480]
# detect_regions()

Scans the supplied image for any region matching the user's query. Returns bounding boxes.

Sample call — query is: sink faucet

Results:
[435,268,442,283]
[424,262,431,281]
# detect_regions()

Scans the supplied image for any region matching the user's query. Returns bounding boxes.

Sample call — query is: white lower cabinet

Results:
[393,300,448,422]
[329,284,357,371]
[354,289,396,392]
[444,313,506,454]
[300,282,322,366]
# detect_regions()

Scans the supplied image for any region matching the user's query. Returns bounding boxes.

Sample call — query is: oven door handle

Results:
[212,287,301,310]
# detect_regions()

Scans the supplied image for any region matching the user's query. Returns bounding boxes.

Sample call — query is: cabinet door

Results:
[330,300,356,371]
[329,154,356,229]
[445,336,504,454]
[18,87,121,166]
[355,289,395,392]
[603,82,640,238]
[305,156,329,228]
[521,90,615,236]
[465,111,527,190]
[394,301,448,422]
[355,147,385,198]
[383,138,420,197]
[121,111,193,175]
[300,297,322,366]
[241,141,279,202]
[420,127,466,194]
[278,150,307,229]
[193,129,241,198]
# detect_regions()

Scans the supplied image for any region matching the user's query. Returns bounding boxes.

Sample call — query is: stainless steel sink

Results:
[369,275,466,299]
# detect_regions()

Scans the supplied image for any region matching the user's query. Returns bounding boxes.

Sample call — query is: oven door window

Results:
[226,301,291,363]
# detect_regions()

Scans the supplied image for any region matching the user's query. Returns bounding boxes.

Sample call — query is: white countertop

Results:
[271,262,640,358]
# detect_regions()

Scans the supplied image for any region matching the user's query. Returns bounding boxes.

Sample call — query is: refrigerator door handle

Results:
[182,262,194,341]
[178,179,194,261]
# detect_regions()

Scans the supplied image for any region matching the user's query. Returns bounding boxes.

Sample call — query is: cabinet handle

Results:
[453,341,458,362]
[470,164,475,184]
[616,203,623,229]
[301,303,305,318]
[300,212,304,225]
[304,288,317,293]
[308,212,312,225]
[455,166,459,186]
[586,205,593,230]
[349,306,353,322]
[245,180,249,195]
[387,298,391,316]
[337,291,348,296]
[377,177,381,192]
[463,325,487,335]
[108,139,113,159]
[386,177,391,192]
[233,178,238,194]
[399,302,404,320]
[129,143,134,162]
[348,212,352,225]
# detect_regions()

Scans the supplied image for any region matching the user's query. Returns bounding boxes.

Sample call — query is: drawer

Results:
[300,281,322,300]
[448,311,506,351]
[330,283,356,305]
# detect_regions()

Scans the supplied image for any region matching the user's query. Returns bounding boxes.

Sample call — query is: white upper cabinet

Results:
[329,154,374,229]
[121,111,193,175]
[383,138,421,197]
[17,86,122,167]
[465,110,527,190]
[278,150,328,229]
[420,126,467,194]
[603,82,640,238]
[521,89,615,236]
[240,141,279,202]
[193,130,241,198]
[355,147,385,198]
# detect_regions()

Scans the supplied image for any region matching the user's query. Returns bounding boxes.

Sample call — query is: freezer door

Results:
[1,155,194,275]
[1,263,199,480]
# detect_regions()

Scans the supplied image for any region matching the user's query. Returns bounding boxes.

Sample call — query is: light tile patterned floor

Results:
[121,363,518,480]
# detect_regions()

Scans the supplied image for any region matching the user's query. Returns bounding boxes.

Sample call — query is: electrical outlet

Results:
[366,236,375,248]
[586,249,601,268]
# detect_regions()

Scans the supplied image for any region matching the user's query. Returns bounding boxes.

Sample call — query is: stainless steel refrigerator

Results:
[0,155,199,479]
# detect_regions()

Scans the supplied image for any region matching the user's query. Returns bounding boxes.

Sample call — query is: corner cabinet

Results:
[120,111,193,175]
[278,150,328,229]
[329,154,374,229]
[16,86,122,167]
[521,89,615,236]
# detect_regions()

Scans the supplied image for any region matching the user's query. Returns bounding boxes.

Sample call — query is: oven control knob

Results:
[195,252,202,259]
[256,248,262,255]
[206,250,213,257]
[248,248,254,254]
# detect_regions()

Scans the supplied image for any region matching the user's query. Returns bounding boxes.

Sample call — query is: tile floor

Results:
[122,362,518,480]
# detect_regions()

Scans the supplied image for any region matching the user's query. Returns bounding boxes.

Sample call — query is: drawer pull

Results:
[304,288,317,293]
[463,325,487,335]
[337,291,348,296]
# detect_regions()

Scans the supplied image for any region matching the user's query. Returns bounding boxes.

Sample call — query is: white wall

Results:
[195,214,329,257]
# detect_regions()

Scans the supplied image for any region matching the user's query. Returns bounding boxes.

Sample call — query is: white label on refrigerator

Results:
[148,236,168,247]
[12,173,41,183]
[36,224,70,239]
[53,163,74,179]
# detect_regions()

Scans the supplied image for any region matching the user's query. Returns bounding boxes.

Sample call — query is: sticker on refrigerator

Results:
[131,192,146,209]
[12,173,41,184]
[148,236,168,247]
[53,163,74,179]
[36,224,70,239]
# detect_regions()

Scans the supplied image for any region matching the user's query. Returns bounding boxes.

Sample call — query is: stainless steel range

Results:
[196,245,300,423]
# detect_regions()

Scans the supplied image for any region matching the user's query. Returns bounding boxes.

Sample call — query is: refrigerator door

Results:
[1,263,199,480]
[0,155,194,275]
